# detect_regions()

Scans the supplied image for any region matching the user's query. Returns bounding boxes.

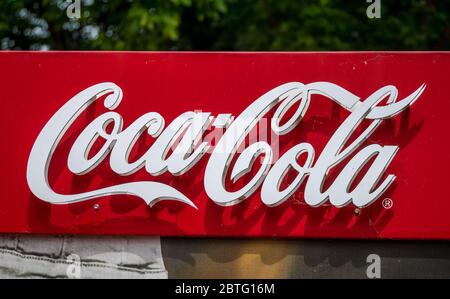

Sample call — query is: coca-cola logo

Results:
[26,81,425,210]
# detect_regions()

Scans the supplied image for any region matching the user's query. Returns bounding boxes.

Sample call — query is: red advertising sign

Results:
[0,51,449,239]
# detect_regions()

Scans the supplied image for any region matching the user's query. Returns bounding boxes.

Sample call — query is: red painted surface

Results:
[0,51,449,239]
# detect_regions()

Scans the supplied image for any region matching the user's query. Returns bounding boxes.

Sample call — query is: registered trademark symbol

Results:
[382,198,393,209]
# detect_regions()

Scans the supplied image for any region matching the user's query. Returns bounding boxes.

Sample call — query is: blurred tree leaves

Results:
[0,0,449,50]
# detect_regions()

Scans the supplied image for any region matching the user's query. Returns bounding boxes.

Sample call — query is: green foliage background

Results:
[1,0,449,50]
